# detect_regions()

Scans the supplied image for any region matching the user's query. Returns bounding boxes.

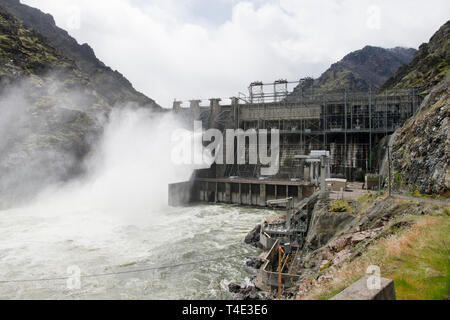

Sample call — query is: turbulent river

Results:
[0,203,277,299]
[0,109,279,299]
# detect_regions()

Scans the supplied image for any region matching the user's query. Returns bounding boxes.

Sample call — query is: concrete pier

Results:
[190,178,315,207]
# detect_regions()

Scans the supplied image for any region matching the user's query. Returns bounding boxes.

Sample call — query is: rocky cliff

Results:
[290,46,416,97]
[384,21,449,195]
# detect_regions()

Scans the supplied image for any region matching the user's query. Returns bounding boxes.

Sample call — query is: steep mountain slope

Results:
[382,20,450,92]
[291,46,416,96]
[1,0,161,108]
[384,21,449,194]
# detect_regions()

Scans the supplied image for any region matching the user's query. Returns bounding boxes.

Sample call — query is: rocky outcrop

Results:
[303,201,357,253]
[245,257,265,269]
[389,76,449,194]
[292,196,427,299]
[298,196,422,272]
[380,20,450,195]
[228,282,271,300]
[244,224,262,248]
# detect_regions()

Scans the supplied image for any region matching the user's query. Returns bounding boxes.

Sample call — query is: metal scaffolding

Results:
[173,81,424,181]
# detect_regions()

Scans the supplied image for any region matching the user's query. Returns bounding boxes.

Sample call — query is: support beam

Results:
[190,100,201,119]
[239,183,242,205]
[173,100,182,113]
[298,186,303,202]
[215,182,218,203]
[260,184,266,206]
[225,183,231,203]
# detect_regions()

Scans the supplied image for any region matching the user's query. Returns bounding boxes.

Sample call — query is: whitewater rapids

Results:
[0,203,275,299]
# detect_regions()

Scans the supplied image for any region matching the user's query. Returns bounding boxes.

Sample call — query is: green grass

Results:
[383,217,450,300]
[329,200,353,213]
[355,192,380,212]
[300,213,450,300]
[403,191,449,201]
[318,287,345,300]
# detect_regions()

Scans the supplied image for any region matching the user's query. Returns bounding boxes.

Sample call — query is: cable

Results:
[0,253,253,284]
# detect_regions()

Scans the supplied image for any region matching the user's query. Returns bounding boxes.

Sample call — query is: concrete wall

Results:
[331,275,396,300]
[191,180,314,207]
[168,181,194,207]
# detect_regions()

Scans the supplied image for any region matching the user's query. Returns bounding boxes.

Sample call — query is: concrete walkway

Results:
[329,182,368,201]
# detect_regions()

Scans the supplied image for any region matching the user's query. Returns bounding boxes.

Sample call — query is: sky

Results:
[22,0,450,108]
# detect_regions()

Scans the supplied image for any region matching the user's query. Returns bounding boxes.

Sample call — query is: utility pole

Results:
[278,246,284,300]
[387,146,392,198]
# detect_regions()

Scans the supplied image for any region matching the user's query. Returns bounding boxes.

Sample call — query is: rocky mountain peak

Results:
[290,45,416,96]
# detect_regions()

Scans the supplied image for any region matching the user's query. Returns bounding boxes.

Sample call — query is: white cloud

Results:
[22,0,450,108]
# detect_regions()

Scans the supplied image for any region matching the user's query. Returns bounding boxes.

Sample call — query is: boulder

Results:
[320,260,332,271]
[244,224,261,248]
[228,282,242,293]
[328,236,351,252]
[332,249,352,266]
[246,257,265,269]
[229,283,267,300]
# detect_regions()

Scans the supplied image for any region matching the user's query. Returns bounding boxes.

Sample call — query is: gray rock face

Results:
[298,196,417,273]
[389,75,449,194]
[381,20,449,195]
[304,201,356,253]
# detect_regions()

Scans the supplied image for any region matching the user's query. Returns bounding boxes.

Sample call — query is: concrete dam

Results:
[169,80,423,207]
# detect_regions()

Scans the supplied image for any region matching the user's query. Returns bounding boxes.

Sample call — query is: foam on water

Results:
[0,204,275,299]
[0,108,277,299]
